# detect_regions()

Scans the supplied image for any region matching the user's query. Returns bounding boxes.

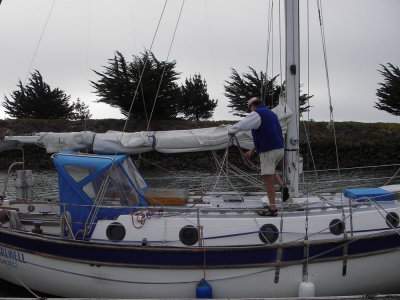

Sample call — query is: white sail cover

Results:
[93,126,253,154]
[4,102,291,154]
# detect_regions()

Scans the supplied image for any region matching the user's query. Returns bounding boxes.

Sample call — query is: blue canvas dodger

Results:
[53,151,150,238]
[344,188,395,202]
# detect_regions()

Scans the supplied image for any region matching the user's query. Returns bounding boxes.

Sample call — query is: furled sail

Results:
[93,126,253,154]
[3,101,291,154]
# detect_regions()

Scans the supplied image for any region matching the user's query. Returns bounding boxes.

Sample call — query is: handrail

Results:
[0,206,19,211]
[53,199,379,214]
[303,163,400,173]
[1,162,24,198]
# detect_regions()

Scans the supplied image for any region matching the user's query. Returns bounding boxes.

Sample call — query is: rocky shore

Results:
[0,119,399,172]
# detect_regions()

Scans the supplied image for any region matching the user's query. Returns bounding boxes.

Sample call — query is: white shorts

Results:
[259,148,284,175]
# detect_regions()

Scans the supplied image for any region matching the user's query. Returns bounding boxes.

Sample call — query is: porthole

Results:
[258,224,279,244]
[179,225,199,246]
[329,219,345,235]
[106,222,126,241]
[28,205,35,212]
[386,212,399,228]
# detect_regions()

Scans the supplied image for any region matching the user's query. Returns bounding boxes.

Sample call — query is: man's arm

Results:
[228,112,260,158]
[227,111,261,134]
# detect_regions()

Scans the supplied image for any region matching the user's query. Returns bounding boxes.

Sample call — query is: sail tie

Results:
[150,131,157,150]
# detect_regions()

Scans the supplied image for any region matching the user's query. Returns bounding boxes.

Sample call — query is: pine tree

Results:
[2,70,74,119]
[91,51,181,120]
[179,74,217,121]
[71,98,92,121]
[224,67,311,117]
[375,63,400,116]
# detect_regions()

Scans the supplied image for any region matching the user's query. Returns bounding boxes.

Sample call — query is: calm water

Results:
[0,165,399,297]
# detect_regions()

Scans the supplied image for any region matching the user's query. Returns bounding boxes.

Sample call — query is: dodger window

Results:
[122,158,147,191]
[83,164,140,206]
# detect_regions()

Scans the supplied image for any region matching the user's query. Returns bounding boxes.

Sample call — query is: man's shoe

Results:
[281,186,289,202]
[258,206,278,217]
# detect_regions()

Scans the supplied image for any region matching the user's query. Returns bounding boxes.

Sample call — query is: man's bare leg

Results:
[274,170,289,201]
[263,174,276,211]
[274,171,283,188]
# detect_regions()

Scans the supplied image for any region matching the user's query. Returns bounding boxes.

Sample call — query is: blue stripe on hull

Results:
[0,230,399,267]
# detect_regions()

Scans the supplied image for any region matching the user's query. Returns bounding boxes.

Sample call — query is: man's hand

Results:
[244,148,255,159]
[244,150,252,159]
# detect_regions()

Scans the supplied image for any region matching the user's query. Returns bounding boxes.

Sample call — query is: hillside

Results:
[0,119,399,171]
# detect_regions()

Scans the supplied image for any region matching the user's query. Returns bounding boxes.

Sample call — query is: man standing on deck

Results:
[228,97,289,216]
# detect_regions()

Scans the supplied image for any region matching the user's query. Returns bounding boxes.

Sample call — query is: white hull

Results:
[0,244,399,298]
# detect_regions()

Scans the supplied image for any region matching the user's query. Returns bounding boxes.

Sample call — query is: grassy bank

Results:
[0,119,399,171]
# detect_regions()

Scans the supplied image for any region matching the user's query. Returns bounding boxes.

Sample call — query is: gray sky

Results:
[0,0,399,123]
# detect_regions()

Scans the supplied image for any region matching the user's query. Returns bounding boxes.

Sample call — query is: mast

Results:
[285,0,300,197]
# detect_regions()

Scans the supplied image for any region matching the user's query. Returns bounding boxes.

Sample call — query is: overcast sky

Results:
[0,0,399,123]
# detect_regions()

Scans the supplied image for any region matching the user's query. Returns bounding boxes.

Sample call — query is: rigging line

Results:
[184,137,233,211]
[227,164,265,190]
[384,167,400,186]
[303,194,310,282]
[301,121,319,181]
[13,0,56,109]
[127,2,149,130]
[306,0,310,123]
[317,0,341,180]
[305,0,310,173]
[209,152,265,192]
[367,198,400,237]
[146,0,186,132]
[137,156,176,175]
[303,163,400,173]
[9,267,40,299]
[271,0,274,81]
[95,0,169,219]
[140,78,150,129]
[25,0,56,80]
[84,0,92,132]
[209,156,264,237]
[278,0,283,87]
[263,0,273,102]
[302,175,400,186]
[119,0,168,138]
[212,150,230,192]
[300,0,319,181]
[86,0,91,87]
[211,152,235,192]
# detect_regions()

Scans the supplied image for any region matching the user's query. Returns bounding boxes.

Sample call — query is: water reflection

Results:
[1,166,400,200]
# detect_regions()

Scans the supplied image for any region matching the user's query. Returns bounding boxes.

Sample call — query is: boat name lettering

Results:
[0,246,25,263]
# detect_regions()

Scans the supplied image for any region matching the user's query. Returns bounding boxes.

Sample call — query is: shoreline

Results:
[1,119,399,171]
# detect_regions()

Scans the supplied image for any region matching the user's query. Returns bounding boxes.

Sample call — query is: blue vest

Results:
[251,104,284,153]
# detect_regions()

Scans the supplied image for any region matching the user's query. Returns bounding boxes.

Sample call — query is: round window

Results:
[258,224,279,244]
[179,225,199,246]
[329,219,345,235]
[386,212,399,228]
[106,222,126,241]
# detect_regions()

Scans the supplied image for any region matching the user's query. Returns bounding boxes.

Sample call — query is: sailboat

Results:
[1,0,400,298]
